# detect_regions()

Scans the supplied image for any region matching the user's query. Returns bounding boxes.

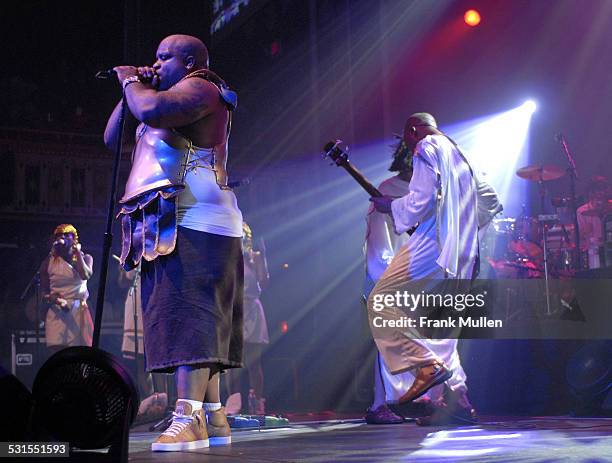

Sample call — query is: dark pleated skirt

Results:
[141,226,244,372]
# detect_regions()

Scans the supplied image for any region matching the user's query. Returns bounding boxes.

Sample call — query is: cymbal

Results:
[516,164,565,182]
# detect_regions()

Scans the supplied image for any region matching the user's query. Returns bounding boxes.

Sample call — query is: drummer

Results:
[577,179,609,251]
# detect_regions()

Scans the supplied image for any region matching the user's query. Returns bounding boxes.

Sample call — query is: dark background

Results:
[1,0,611,414]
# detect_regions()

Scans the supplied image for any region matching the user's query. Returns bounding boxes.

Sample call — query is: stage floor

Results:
[125,416,612,462]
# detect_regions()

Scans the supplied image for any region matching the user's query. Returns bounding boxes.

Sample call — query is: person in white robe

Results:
[369,113,501,424]
[364,140,468,424]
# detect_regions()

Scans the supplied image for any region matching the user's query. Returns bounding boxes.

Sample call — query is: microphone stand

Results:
[557,134,581,271]
[20,256,48,367]
[537,176,552,316]
[129,267,141,393]
[93,88,128,349]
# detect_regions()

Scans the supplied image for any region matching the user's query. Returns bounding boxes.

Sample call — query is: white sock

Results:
[177,399,203,413]
[204,402,222,412]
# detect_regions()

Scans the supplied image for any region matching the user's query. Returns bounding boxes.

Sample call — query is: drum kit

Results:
[483,164,612,280]
[481,134,612,317]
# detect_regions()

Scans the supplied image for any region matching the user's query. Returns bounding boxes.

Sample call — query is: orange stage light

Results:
[464,9,481,27]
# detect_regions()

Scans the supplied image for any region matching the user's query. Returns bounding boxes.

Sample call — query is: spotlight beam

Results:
[444,102,537,216]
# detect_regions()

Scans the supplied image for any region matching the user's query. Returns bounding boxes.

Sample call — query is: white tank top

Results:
[176,146,243,237]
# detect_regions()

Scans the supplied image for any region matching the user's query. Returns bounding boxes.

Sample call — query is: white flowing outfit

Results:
[368,135,500,393]
[365,175,466,401]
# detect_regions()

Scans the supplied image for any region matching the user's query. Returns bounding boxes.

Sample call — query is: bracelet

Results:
[122,75,141,89]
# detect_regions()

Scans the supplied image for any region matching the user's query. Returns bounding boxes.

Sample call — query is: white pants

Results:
[368,245,469,392]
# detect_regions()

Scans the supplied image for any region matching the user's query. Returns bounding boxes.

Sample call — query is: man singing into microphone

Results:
[40,224,94,355]
[104,34,243,451]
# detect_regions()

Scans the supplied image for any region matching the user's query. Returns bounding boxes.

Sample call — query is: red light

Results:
[464,9,481,27]
[281,321,288,334]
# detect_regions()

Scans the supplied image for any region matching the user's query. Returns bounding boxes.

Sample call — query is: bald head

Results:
[154,34,210,89]
[160,34,209,69]
[403,112,440,150]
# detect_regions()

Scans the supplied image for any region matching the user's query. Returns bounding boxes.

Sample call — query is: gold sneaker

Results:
[151,400,209,452]
[206,406,231,445]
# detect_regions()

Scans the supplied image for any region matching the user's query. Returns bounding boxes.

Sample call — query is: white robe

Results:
[365,174,467,400]
[368,135,500,383]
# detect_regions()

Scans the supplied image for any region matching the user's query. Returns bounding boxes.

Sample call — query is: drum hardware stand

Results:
[539,218,552,316]
[556,133,581,270]
[537,175,554,316]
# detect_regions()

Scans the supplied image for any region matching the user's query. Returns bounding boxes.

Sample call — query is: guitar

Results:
[322,140,384,197]
[322,140,416,234]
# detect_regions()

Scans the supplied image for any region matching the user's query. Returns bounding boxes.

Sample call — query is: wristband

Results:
[122,75,140,89]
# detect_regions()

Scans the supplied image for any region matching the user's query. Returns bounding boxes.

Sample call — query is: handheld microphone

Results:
[95,69,116,79]
[53,238,65,247]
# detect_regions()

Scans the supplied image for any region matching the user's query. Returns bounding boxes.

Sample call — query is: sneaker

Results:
[364,404,404,424]
[151,400,209,452]
[206,407,231,446]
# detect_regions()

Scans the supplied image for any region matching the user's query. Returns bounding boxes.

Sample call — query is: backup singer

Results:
[40,224,94,354]
[225,223,270,415]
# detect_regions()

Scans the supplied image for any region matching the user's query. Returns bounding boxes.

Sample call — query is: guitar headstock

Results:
[322,140,349,167]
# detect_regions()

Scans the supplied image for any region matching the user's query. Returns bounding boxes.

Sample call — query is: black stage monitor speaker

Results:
[0,366,33,441]
[32,346,139,461]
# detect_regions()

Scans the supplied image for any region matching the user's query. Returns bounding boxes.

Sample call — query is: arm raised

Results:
[124,76,219,128]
